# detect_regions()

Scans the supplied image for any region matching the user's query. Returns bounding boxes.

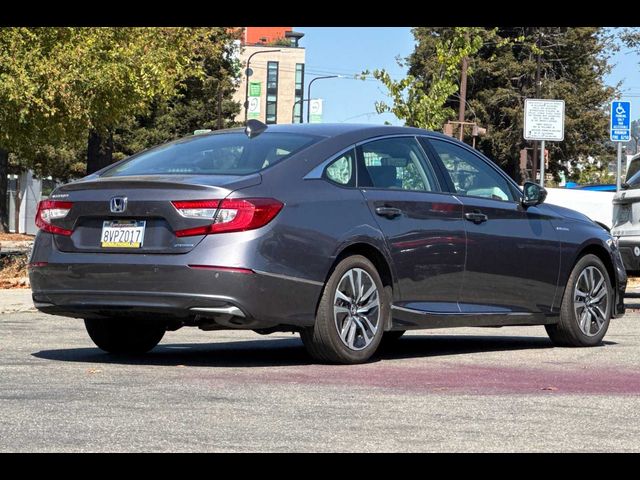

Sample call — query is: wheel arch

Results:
[319,242,397,331]
[570,242,616,292]
[331,242,395,289]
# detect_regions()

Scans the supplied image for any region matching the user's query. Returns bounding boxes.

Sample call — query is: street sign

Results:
[247,96,260,119]
[309,99,323,123]
[524,99,565,141]
[249,81,261,98]
[610,101,631,142]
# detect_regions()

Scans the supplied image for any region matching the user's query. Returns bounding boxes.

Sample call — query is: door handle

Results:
[464,211,488,224]
[375,206,403,219]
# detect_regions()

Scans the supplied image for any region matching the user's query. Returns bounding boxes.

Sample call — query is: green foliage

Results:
[626,119,640,155]
[410,27,617,182]
[113,28,242,160]
[572,160,616,185]
[0,27,240,179]
[362,28,489,129]
[266,38,293,48]
[0,28,87,157]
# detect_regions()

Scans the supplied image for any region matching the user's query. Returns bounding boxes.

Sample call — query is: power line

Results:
[244,64,387,82]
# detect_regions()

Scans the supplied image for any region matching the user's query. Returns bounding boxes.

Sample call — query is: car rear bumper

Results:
[29,263,322,329]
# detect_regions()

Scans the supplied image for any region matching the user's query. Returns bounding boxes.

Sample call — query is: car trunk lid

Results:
[49,174,261,254]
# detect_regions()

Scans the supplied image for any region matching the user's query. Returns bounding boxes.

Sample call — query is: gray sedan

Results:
[29,122,627,364]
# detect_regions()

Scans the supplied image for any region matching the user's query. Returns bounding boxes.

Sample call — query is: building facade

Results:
[233,27,306,125]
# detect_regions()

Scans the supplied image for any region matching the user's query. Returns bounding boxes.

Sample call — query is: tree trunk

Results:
[86,129,114,175]
[0,148,8,233]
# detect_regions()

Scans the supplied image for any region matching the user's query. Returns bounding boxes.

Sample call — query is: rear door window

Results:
[357,137,439,192]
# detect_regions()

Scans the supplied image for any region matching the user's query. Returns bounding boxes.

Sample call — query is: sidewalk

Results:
[0,289,35,314]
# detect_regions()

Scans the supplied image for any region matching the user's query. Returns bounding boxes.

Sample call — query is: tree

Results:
[0,28,89,231]
[0,28,240,232]
[362,28,488,130]
[409,27,616,182]
[113,28,242,159]
[627,119,639,155]
[61,28,221,174]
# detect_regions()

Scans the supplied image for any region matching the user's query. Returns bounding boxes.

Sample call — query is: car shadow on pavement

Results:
[377,335,615,360]
[32,333,616,367]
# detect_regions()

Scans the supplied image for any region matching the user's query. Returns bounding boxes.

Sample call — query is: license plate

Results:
[101,220,146,248]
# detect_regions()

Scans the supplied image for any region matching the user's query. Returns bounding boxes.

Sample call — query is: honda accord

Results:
[29,122,627,364]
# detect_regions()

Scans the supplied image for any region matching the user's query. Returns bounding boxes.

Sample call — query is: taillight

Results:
[171,200,220,219]
[35,200,73,236]
[172,198,283,237]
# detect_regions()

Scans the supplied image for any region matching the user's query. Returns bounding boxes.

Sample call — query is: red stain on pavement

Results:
[198,364,640,396]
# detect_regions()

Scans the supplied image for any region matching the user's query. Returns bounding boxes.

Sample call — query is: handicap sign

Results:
[610,101,631,142]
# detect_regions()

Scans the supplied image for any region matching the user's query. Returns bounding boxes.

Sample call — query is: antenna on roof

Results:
[245,119,268,139]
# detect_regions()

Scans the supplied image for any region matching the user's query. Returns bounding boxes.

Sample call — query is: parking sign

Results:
[610,101,631,142]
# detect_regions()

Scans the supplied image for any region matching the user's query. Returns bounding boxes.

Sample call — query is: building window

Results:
[266,61,279,124]
[293,63,305,123]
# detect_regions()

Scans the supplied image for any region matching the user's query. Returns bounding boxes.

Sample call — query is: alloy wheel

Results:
[574,265,609,337]
[333,268,380,351]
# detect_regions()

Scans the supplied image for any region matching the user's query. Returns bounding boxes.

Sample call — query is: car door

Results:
[423,137,560,314]
[357,136,466,313]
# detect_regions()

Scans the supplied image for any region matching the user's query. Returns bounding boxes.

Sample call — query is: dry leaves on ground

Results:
[0,254,29,289]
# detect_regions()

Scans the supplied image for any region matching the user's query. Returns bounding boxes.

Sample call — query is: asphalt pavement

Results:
[0,290,639,452]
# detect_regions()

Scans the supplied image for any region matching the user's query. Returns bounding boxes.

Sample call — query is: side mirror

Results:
[522,181,547,208]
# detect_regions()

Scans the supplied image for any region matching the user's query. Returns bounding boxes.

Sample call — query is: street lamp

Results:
[292,98,311,123]
[243,49,281,123]
[306,75,341,123]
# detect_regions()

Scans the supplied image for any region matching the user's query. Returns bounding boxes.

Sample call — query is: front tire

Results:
[84,318,166,354]
[545,254,613,347]
[301,255,389,364]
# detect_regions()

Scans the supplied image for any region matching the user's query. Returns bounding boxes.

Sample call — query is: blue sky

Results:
[296,27,414,125]
[297,27,640,125]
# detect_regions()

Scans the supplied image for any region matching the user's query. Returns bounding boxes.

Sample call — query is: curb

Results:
[0,241,34,254]
[0,289,36,315]
[0,305,36,314]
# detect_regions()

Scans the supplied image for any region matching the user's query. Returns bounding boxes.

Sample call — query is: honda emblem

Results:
[110,196,128,213]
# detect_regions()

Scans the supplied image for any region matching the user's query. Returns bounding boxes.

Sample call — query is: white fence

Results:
[6,171,45,235]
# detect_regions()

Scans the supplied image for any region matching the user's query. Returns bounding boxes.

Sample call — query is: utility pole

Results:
[217,83,223,130]
[532,29,542,181]
[458,31,470,141]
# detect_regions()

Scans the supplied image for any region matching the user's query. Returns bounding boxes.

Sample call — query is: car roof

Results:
[224,122,450,139]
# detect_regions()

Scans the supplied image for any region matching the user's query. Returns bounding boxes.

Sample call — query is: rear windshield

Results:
[102,131,319,177]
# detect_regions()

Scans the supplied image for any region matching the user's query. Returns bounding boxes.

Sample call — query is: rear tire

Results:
[545,254,612,347]
[301,255,389,364]
[84,318,166,354]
